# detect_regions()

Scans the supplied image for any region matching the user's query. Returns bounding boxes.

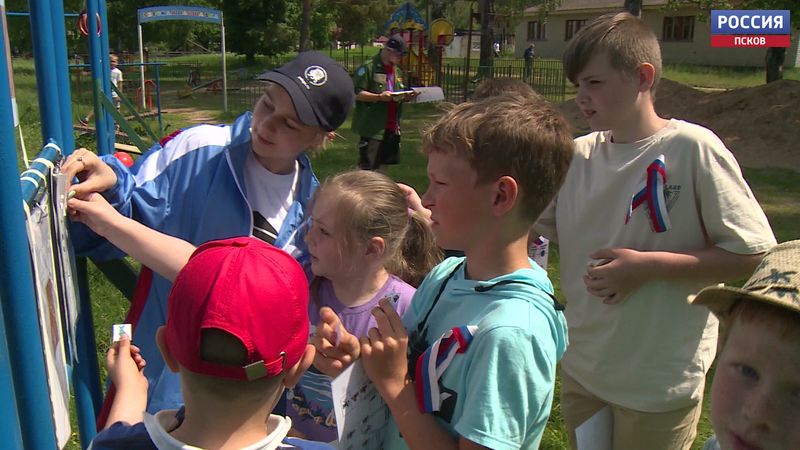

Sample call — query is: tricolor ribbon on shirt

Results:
[625,154,671,233]
[415,325,478,414]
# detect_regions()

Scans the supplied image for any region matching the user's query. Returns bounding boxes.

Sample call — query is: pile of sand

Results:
[557,78,800,170]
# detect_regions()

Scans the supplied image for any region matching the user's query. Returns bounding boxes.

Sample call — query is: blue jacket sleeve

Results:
[69,150,146,260]
[70,123,232,261]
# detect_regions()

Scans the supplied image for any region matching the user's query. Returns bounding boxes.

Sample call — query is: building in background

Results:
[516,0,799,67]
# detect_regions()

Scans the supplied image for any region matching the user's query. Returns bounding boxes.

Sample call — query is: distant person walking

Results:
[524,43,536,81]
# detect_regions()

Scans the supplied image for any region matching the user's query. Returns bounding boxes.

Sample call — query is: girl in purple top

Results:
[287,170,442,442]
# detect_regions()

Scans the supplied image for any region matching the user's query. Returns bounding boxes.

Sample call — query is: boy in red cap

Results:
[90,237,331,449]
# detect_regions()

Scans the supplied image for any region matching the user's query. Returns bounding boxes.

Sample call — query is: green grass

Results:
[7,54,797,449]
[663,64,800,89]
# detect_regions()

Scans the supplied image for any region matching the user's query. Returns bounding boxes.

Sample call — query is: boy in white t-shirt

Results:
[109,54,123,109]
[81,54,123,125]
[534,12,776,449]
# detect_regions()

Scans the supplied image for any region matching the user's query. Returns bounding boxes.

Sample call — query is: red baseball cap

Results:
[165,237,309,381]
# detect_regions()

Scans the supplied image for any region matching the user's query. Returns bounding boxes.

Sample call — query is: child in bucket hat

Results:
[690,240,800,450]
[90,237,333,450]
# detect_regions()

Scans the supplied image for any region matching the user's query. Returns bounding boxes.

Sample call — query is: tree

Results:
[332,0,391,46]
[299,0,312,51]
[473,0,561,74]
[223,0,297,62]
[308,2,338,49]
[668,0,799,83]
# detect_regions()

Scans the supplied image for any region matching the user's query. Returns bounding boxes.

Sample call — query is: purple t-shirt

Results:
[287,275,415,442]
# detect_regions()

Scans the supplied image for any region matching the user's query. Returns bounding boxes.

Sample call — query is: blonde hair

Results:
[421,94,573,223]
[313,170,442,287]
[563,12,662,93]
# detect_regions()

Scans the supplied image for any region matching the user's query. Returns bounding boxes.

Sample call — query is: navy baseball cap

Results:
[256,51,354,131]
[385,34,408,55]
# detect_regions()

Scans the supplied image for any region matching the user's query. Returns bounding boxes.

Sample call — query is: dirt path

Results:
[163,107,221,124]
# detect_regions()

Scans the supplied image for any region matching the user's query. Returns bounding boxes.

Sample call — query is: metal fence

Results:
[232,55,566,109]
[438,58,566,104]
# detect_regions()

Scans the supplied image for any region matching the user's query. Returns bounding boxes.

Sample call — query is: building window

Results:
[527,21,546,41]
[663,16,695,41]
[565,19,587,40]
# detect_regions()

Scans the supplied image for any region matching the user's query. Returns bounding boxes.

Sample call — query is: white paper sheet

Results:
[575,406,612,450]
[331,361,392,450]
[26,197,72,448]
[410,86,445,104]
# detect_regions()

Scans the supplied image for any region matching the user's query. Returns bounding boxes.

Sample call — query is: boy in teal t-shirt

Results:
[315,94,574,448]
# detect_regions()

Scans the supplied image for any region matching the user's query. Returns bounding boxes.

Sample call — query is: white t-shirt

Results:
[110,67,122,99]
[142,410,309,450]
[535,119,776,411]
[244,151,298,244]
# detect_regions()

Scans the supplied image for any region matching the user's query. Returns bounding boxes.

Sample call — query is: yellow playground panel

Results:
[385,1,449,87]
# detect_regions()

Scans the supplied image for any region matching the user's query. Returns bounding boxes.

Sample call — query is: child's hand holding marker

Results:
[311,307,360,378]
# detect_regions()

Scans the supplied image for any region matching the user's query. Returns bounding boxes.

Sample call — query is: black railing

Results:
[234,56,565,109]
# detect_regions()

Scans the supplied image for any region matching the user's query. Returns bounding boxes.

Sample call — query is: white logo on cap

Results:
[304,65,327,87]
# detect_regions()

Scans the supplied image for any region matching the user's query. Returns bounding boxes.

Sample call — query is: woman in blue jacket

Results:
[63,51,354,414]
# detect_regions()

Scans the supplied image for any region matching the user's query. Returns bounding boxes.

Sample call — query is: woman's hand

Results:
[67,192,125,238]
[61,148,117,197]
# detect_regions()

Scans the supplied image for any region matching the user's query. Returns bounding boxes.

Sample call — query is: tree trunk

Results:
[299,0,312,52]
[478,0,493,77]
[624,0,642,17]
[765,47,785,83]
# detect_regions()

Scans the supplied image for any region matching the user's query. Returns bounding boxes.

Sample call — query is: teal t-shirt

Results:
[384,257,568,450]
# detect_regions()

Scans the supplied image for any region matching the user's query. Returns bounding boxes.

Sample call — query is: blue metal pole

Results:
[48,0,75,155]
[28,0,63,147]
[86,0,109,155]
[98,0,113,151]
[73,257,102,449]
[0,286,23,450]
[0,8,58,449]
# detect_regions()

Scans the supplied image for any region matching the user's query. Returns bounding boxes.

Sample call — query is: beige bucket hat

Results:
[689,240,800,317]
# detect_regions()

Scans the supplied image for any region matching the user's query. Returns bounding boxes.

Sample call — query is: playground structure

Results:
[0,1,167,449]
[383,2,456,88]
[137,6,228,111]
[383,1,433,86]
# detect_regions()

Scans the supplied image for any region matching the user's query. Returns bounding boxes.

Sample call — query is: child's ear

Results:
[492,175,519,215]
[156,326,180,373]
[637,63,656,93]
[283,344,315,388]
[365,236,386,257]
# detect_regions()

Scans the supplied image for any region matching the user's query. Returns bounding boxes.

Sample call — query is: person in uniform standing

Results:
[351,34,418,172]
